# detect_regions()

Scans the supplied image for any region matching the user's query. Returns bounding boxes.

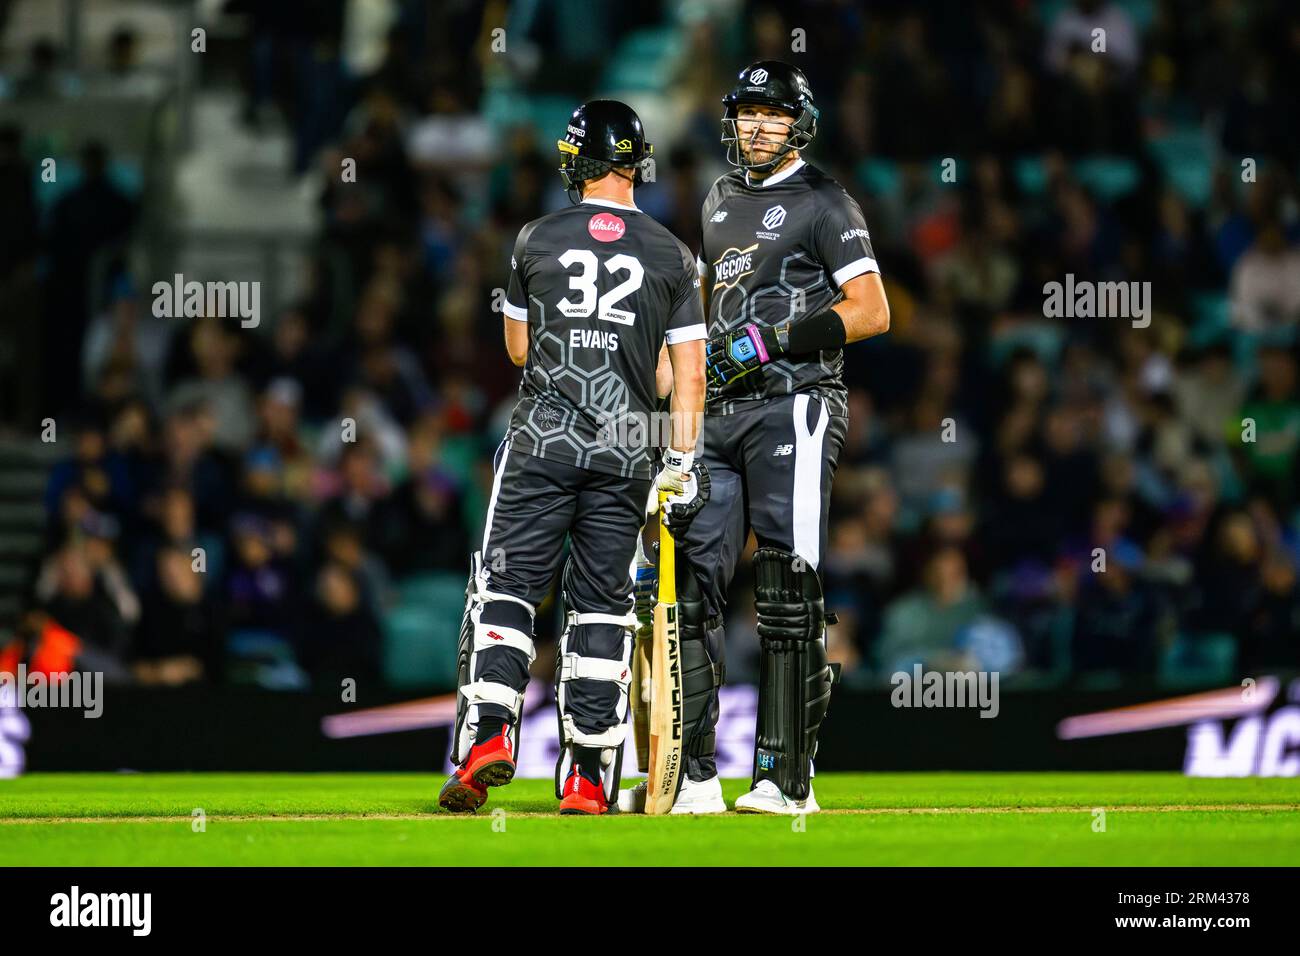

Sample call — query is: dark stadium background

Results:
[0,0,1297,772]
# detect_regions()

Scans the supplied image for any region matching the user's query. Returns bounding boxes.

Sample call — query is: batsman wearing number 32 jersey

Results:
[439,100,709,816]
[623,60,890,815]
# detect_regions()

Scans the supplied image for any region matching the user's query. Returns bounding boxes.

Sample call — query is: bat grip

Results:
[657,490,676,604]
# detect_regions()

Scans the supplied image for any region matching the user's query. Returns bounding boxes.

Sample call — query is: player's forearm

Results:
[833,296,890,345]
[669,386,703,453]
[504,316,528,367]
[655,343,673,399]
[667,340,705,452]
[834,272,890,344]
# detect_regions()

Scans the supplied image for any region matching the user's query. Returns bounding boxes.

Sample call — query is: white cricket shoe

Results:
[671,775,727,814]
[733,779,820,815]
[616,775,728,814]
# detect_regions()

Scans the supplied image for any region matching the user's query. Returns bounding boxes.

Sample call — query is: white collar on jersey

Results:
[745,157,806,188]
[582,197,640,211]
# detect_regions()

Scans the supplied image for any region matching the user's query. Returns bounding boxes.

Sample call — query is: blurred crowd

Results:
[4,0,1299,690]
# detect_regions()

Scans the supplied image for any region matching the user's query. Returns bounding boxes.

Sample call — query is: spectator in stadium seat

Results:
[167,318,257,453]
[253,378,314,498]
[1172,343,1245,449]
[318,389,406,477]
[1069,540,1166,677]
[381,466,469,576]
[44,413,135,532]
[130,484,219,599]
[1195,511,1267,643]
[225,513,298,645]
[81,279,173,407]
[155,404,238,534]
[236,445,303,563]
[897,486,987,592]
[44,141,138,414]
[300,561,383,688]
[1235,346,1300,511]
[876,547,988,675]
[262,307,340,422]
[35,539,136,680]
[890,397,979,522]
[94,25,162,98]
[353,336,431,429]
[1239,551,1300,672]
[1229,217,1300,333]
[1045,1,1141,76]
[135,545,220,686]
[11,38,67,99]
[315,439,395,542]
[982,452,1064,572]
[316,518,389,624]
[0,124,38,279]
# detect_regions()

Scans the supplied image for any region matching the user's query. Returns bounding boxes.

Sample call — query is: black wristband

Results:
[756,323,788,358]
[786,309,847,354]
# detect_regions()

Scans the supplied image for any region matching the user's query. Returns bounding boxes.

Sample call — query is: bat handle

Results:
[657,490,676,604]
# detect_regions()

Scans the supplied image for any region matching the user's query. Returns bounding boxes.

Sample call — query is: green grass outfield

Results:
[1,772,1297,866]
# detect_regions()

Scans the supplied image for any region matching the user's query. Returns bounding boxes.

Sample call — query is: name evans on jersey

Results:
[569,328,620,351]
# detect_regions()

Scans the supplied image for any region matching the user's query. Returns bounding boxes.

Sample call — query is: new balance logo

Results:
[773,444,793,456]
[710,210,728,223]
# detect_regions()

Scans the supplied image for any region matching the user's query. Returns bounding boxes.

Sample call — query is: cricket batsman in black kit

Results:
[623,61,890,814]
[438,100,709,815]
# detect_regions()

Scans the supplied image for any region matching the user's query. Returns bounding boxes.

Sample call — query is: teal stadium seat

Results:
[857,157,900,197]
[483,90,578,142]
[1038,0,1156,32]
[1147,128,1212,207]
[1072,155,1140,201]
[600,28,680,92]
[1158,632,1237,688]
[988,322,1064,369]
[1014,155,1049,197]
[384,573,466,689]
[1188,291,1229,347]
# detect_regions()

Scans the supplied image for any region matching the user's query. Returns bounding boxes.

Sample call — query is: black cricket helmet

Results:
[721,60,819,172]
[557,99,655,203]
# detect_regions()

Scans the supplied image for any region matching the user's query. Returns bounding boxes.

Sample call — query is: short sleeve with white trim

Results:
[503,221,535,322]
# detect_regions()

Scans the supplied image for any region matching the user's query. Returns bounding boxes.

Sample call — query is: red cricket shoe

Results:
[438,764,488,813]
[558,766,609,815]
[465,723,516,788]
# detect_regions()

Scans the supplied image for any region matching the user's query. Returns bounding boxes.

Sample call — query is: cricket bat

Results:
[646,491,684,814]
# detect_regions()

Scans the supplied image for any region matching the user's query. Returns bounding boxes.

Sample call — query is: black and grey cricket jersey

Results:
[503,198,706,480]
[699,159,879,417]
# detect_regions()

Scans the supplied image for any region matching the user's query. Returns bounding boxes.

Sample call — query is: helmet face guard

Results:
[720,108,815,173]
[557,141,655,203]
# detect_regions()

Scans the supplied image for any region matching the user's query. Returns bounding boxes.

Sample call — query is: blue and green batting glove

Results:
[632,544,657,635]
[705,322,789,390]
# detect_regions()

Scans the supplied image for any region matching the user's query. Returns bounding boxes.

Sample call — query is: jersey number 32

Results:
[557,249,643,326]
